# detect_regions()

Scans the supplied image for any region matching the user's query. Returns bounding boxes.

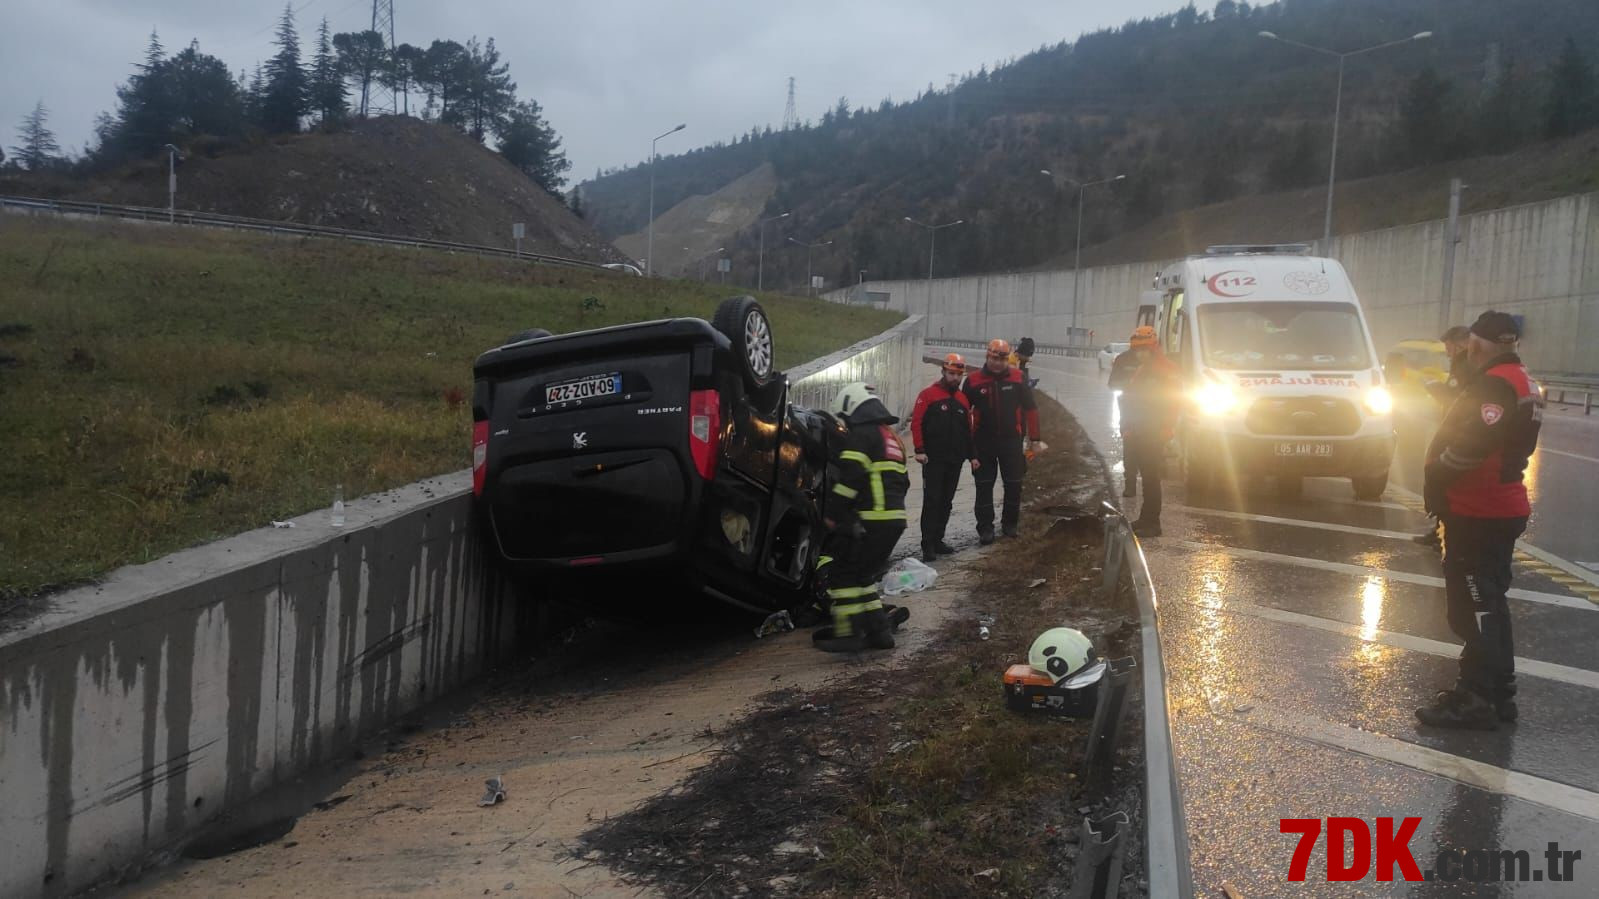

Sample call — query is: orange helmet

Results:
[941,352,967,373]
[1130,325,1158,348]
[987,338,1012,358]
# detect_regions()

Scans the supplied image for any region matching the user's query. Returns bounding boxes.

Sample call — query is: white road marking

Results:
[1187,507,1416,541]
[1233,702,1599,822]
[1168,541,1594,612]
[1515,540,1599,589]
[1222,602,1599,690]
[1386,482,1599,589]
[1540,446,1599,465]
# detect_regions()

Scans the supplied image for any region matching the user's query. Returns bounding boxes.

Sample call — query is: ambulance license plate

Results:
[1275,442,1332,458]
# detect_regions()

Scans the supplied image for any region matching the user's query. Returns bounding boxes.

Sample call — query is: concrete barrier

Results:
[838,191,1599,375]
[0,316,924,899]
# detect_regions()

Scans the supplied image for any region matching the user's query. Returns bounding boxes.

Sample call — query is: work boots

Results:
[813,606,897,652]
[978,526,995,546]
[1415,688,1499,730]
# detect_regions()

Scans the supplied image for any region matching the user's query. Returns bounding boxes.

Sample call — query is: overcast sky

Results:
[4,0,1184,180]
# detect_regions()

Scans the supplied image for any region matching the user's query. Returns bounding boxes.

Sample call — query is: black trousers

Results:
[920,459,963,550]
[973,438,1027,531]
[1123,429,1165,523]
[1440,515,1526,701]
[820,521,906,632]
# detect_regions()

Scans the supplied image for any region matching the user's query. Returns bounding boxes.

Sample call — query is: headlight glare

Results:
[1364,386,1394,415]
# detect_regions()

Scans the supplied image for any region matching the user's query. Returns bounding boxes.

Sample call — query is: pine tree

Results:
[1544,38,1597,138]
[497,98,570,193]
[309,17,347,125]
[1399,65,1459,165]
[259,3,309,133]
[11,100,62,170]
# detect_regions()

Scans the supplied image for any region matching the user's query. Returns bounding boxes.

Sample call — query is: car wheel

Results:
[504,327,552,345]
[713,296,775,389]
[1352,472,1389,502]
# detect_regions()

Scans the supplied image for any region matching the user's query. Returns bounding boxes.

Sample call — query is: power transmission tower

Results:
[783,77,798,130]
[362,0,398,117]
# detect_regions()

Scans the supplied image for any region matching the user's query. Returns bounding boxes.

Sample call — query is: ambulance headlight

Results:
[1193,381,1239,416]
[1363,386,1394,416]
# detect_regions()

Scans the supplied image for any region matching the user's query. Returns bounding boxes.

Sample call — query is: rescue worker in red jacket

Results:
[1106,326,1182,537]
[910,353,978,562]
[1415,311,1543,730]
[813,382,910,653]
[963,339,1045,544]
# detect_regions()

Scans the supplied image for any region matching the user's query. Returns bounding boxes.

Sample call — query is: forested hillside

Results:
[579,0,1599,288]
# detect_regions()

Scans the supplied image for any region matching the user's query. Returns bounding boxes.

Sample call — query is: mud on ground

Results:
[579,397,1150,898]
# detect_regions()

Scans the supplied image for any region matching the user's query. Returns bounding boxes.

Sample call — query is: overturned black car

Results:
[470,296,847,616]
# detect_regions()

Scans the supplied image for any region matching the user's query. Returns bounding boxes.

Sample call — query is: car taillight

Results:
[689,388,721,480]
[472,420,489,496]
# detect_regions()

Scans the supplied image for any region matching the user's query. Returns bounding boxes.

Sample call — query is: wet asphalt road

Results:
[936,348,1599,897]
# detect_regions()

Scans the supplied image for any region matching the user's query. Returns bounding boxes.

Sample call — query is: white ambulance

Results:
[1148,244,1396,500]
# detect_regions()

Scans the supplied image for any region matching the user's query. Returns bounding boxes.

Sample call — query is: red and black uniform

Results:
[963,366,1041,537]
[910,380,975,555]
[1423,352,1542,705]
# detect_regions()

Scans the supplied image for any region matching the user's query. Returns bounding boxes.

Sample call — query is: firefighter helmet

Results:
[941,352,967,374]
[830,381,878,417]
[1130,325,1158,348]
[1028,627,1098,685]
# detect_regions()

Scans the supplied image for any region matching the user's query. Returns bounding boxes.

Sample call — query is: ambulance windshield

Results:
[1197,302,1370,371]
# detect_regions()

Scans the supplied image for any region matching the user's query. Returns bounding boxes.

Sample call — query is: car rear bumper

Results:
[1188,429,1395,478]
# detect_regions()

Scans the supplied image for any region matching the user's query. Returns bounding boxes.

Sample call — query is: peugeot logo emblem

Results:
[572,432,588,449]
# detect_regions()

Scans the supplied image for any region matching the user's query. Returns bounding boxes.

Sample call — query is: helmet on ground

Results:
[1028,626,1099,685]
[1130,325,1158,348]
[830,381,878,417]
[941,352,967,374]
[987,338,1012,358]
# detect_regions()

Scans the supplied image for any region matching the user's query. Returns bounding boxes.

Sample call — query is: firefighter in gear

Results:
[911,353,978,562]
[1107,326,1181,537]
[813,382,910,652]
[1416,311,1542,730]
[964,339,1045,544]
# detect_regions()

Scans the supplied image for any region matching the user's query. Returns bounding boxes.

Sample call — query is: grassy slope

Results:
[0,217,901,602]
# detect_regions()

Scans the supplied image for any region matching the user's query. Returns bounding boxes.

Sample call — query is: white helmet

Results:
[830,381,878,417]
[1028,627,1102,686]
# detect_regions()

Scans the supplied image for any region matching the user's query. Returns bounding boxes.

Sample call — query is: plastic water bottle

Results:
[331,484,345,527]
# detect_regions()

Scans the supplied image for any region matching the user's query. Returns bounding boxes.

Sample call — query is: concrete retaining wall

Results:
[783,315,925,423]
[839,192,1599,375]
[0,316,924,899]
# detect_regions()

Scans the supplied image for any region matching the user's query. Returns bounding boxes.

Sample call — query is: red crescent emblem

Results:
[1480,403,1503,425]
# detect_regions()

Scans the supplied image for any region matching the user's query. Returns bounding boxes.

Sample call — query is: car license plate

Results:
[1275,442,1332,458]
[545,372,621,405]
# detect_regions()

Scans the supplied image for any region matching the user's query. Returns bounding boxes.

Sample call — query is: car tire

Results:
[1352,473,1389,502]
[713,296,775,390]
[504,327,552,345]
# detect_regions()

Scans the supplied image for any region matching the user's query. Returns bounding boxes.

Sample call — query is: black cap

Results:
[1469,311,1519,344]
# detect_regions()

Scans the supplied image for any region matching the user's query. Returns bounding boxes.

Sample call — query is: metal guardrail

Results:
[0,194,611,273]
[1537,373,1598,415]
[1100,501,1194,899]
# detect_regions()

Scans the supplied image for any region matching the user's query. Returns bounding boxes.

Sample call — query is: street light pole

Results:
[694,246,725,281]
[1259,30,1432,249]
[756,211,789,292]
[1043,170,1124,340]
[163,143,180,223]
[788,237,833,296]
[646,123,686,277]
[903,216,964,281]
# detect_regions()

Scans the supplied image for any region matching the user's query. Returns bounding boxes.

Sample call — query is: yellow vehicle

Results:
[1388,338,1451,388]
